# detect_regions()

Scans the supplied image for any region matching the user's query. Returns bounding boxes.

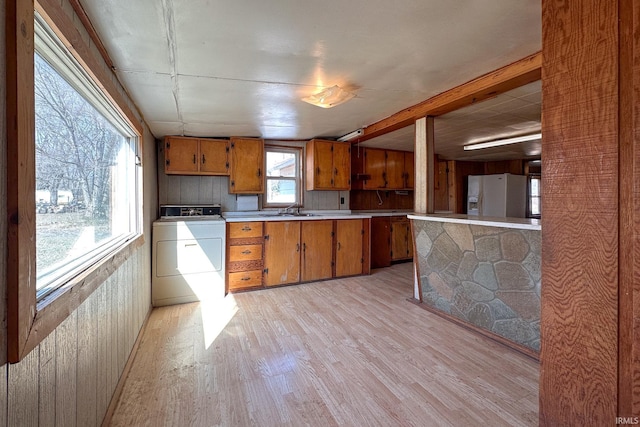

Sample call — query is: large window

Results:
[264,146,302,207]
[34,14,140,299]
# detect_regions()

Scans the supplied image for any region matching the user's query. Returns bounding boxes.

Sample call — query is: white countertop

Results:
[223,210,372,222]
[408,213,541,230]
[351,210,414,217]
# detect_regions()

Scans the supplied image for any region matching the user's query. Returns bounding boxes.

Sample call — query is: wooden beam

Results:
[357,51,541,142]
[67,0,114,70]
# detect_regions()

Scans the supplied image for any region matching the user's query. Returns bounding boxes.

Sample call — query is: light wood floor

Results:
[108,263,538,426]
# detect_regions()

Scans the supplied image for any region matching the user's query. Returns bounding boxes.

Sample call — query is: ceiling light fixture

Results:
[337,128,364,142]
[302,85,355,108]
[463,133,541,151]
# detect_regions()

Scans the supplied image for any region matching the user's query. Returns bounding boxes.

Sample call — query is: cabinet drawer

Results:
[228,270,263,290]
[229,222,263,239]
[229,244,263,262]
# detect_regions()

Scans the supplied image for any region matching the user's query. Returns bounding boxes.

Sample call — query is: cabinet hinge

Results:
[231,142,235,148]
[331,261,335,266]
[361,258,364,264]
[166,142,170,149]
[225,162,229,169]
[361,229,364,235]
[231,180,235,186]
[166,159,170,166]
[226,146,230,153]
[264,235,270,240]
[263,268,269,274]
[331,231,335,237]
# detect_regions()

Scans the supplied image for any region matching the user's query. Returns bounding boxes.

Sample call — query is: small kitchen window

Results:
[264,146,303,207]
[34,13,141,299]
[528,174,541,218]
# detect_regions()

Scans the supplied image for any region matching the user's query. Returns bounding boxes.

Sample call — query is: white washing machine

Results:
[152,206,226,306]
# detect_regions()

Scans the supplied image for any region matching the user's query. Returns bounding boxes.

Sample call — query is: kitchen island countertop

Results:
[408,213,541,230]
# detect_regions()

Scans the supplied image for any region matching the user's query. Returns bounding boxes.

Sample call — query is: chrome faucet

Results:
[279,203,300,215]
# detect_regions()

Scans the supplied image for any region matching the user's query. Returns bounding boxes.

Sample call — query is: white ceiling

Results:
[79,0,541,160]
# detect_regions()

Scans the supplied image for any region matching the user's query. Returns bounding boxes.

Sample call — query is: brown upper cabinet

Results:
[229,137,264,194]
[164,136,229,175]
[305,139,351,190]
[352,147,414,190]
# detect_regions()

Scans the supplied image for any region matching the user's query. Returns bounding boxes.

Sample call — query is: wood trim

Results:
[67,0,114,70]
[446,160,457,212]
[35,0,143,136]
[357,51,541,142]
[362,218,371,275]
[426,117,435,214]
[21,236,144,360]
[6,0,37,365]
[414,118,427,213]
[409,220,422,302]
[618,0,639,417]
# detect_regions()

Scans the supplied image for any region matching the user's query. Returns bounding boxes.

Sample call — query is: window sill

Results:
[16,234,145,362]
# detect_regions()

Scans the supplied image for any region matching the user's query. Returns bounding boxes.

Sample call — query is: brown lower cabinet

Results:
[371,216,413,268]
[264,221,301,286]
[335,219,364,277]
[229,218,370,291]
[301,220,334,282]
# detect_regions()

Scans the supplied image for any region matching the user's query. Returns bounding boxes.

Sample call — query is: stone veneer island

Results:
[408,214,541,354]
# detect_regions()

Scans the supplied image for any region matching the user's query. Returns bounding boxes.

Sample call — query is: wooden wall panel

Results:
[8,346,38,426]
[38,332,56,426]
[56,310,78,427]
[77,293,98,427]
[540,1,619,425]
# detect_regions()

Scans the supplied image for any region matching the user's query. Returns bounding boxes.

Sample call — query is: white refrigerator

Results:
[467,173,527,218]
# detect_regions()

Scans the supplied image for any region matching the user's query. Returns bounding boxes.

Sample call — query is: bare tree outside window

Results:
[35,52,133,292]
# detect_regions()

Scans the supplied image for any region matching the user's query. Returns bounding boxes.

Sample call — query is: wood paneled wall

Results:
[0,0,155,425]
[540,0,638,423]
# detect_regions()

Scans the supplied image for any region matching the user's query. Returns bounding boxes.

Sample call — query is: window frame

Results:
[6,0,145,363]
[263,145,304,208]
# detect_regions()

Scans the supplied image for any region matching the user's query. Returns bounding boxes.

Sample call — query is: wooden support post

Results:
[414,117,435,214]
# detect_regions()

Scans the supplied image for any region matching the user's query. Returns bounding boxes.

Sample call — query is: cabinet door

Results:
[332,142,351,190]
[229,137,264,194]
[335,219,363,277]
[264,221,301,286]
[308,140,334,190]
[363,148,387,189]
[391,218,411,260]
[404,152,415,189]
[165,137,199,174]
[200,139,229,175]
[301,220,333,282]
[386,150,405,189]
[371,217,391,268]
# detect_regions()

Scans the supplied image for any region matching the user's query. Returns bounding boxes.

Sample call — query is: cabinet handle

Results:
[257,168,261,177]
[241,277,250,281]
[296,243,300,252]
[337,242,341,250]
[241,250,252,254]
[334,167,338,176]
[316,167,320,175]
[303,242,306,252]
[241,226,252,231]
[193,154,196,164]
[202,154,206,164]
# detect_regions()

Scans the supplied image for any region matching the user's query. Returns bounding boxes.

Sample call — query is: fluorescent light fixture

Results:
[337,128,364,142]
[302,85,355,108]
[463,133,541,151]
